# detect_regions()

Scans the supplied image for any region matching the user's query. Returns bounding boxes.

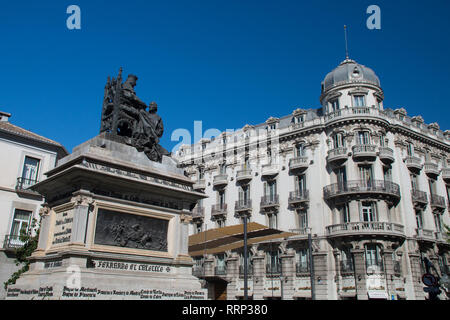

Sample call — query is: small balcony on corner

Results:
[404,156,423,172]
[430,194,446,211]
[211,203,227,218]
[326,222,405,239]
[411,189,428,208]
[192,207,205,220]
[261,163,279,177]
[326,147,348,165]
[424,162,439,178]
[378,147,395,164]
[235,199,252,213]
[260,195,279,210]
[288,190,309,209]
[352,144,377,161]
[323,180,400,204]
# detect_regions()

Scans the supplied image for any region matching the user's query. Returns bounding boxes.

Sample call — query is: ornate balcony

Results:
[192,207,205,220]
[324,107,387,124]
[415,228,435,242]
[213,174,228,188]
[404,156,423,172]
[323,180,401,204]
[411,189,428,209]
[326,222,405,239]
[288,190,309,209]
[236,169,252,183]
[260,195,279,211]
[378,147,395,164]
[261,163,279,177]
[327,147,348,166]
[430,194,446,211]
[211,203,227,218]
[424,162,439,178]
[15,177,40,196]
[442,168,450,183]
[352,144,377,161]
[289,157,309,173]
[193,179,206,190]
[3,234,26,251]
[235,199,252,213]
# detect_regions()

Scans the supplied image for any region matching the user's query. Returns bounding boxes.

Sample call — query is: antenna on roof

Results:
[344,25,349,59]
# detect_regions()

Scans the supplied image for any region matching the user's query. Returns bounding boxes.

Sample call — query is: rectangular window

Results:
[415,210,423,229]
[268,214,277,229]
[293,115,305,124]
[295,174,306,193]
[333,133,345,148]
[330,99,340,112]
[264,180,277,200]
[336,166,347,188]
[434,214,443,232]
[217,190,226,207]
[340,204,350,223]
[365,244,382,268]
[238,185,250,204]
[297,210,308,230]
[410,174,418,191]
[9,209,32,247]
[379,133,386,147]
[361,202,377,222]
[219,163,226,175]
[297,248,309,272]
[353,95,366,107]
[357,131,371,145]
[198,167,204,180]
[428,179,436,196]
[359,166,373,185]
[21,156,40,187]
[295,144,305,157]
[383,166,392,182]
[407,143,414,157]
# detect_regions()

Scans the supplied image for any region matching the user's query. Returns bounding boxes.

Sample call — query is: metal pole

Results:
[308,228,315,300]
[244,214,248,300]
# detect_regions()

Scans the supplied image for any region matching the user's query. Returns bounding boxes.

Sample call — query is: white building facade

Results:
[174,58,450,300]
[0,111,67,298]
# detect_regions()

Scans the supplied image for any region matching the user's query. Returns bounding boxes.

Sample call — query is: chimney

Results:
[0,111,11,122]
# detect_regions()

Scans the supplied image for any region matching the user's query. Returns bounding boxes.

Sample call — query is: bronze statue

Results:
[100,68,170,162]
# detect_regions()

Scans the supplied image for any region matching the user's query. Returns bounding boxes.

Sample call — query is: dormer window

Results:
[353,95,365,107]
[293,114,305,124]
[267,123,277,131]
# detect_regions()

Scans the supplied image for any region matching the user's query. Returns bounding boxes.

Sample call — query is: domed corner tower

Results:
[319,57,384,115]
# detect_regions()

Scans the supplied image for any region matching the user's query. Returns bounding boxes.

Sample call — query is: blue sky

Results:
[1,0,450,153]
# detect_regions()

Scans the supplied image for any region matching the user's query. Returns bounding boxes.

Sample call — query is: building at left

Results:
[0,111,68,298]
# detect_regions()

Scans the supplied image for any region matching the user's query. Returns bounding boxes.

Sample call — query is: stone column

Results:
[280,249,295,300]
[352,248,368,300]
[252,251,265,300]
[312,251,328,299]
[383,248,396,298]
[408,253,425,300]
[35,205,51,253]
[226,253,239,300]
[177,211,192,261]
[70,192,94,246]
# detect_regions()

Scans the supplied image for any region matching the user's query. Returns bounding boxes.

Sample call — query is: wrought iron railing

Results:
[211,203,227,216]
[3,234,26,249]
[260,195,279,207]
[235,199,252,211]
[323,179,400,199]
[411,189,428,203]
[430,194,446,208]
[352,144,377,154]
[378,147,394,158]
[326,222,405,236]
[16,177,39,191]
[327,147,348,159]
[288,190,309,203]
[192,207,205,219]
[289,157,309,168]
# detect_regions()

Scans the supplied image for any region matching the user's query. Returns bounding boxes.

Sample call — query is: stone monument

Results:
[5,69,207,300]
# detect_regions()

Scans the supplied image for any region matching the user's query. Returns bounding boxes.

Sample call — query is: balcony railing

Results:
[415,228,435,241]
[326,222,405,237]
[213,174,228,187]
[215,265,227,275]
[211,203,227,216]
[352,144,377,159]
[3,234,26,250]
[260,195,279,209]
[235,199,252,212]
[325,107,386,123]
[424,162,440,177]
[289,157,309,172]
[288,190,309,207]
[15,177,39,192]
[411,189,428,206]
[193,179,206,190]
[296,262,310,274]
[442,168,450,182]
[261,163,279,177]
[266,263,281,275]
[430,194,446,209]
[378,147,394,163]
[192,207,205,219]
[327,147,348,164]
[323,180,400,200]
[404,156,423,171]
[236,169,252,182]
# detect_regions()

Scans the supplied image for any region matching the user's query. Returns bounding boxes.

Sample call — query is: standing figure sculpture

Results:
[100,68,170,162]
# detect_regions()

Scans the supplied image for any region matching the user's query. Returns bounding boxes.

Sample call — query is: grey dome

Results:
[322,58,380,92]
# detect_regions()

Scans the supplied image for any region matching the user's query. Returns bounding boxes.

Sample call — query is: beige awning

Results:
[188,222,297,257]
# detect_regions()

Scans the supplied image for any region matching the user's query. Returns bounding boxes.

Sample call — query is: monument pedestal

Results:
[6,133,207,300]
